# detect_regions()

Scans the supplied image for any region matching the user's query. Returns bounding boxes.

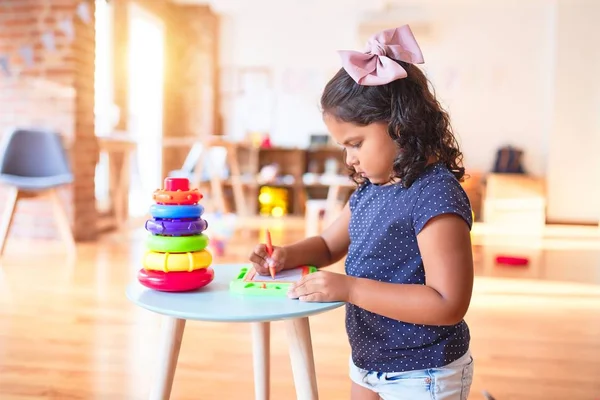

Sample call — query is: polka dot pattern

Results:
[345,163,473,372]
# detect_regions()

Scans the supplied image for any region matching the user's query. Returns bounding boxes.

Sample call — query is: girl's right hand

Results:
[249,244,287,276]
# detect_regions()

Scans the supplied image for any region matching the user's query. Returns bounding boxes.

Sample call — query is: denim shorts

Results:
[349,350,474,400]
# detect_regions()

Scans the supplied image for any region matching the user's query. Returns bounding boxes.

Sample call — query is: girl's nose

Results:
[345,151,358,167]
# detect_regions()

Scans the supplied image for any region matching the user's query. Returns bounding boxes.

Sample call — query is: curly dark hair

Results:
[320,60,465,188]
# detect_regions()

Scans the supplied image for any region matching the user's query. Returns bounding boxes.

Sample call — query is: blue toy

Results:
[149,204,204,220]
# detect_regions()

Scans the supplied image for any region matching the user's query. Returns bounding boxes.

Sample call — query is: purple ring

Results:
[145,218,208,236]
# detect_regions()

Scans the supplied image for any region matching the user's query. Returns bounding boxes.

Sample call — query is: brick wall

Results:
[0,0,218,243]
[163,5,220,178]
[0,0,97,241]
[112,1,219,182]
[72,0,97,241]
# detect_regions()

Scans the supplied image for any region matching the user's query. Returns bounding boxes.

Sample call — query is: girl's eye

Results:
[349,142,362,149]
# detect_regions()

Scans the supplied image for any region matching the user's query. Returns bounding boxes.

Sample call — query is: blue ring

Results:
[149,204,204,220]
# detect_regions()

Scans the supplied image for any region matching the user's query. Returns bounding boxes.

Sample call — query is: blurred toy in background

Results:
[258,186,288,217]
[257,163,280,184]
[260,133,272,149]
[204,211,237,256]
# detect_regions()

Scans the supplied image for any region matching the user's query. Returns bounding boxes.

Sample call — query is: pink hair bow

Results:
[338,25,424,86]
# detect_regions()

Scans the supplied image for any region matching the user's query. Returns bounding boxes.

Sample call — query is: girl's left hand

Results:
[287,271,355,302]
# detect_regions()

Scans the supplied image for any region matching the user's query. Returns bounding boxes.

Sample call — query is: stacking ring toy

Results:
[143,250,212,272]
[138,267,215,292]
[153,189,202,205]
[149,204,204,220]
[153,178,203,205]
[145,218,208,236]
[146,234,209,253]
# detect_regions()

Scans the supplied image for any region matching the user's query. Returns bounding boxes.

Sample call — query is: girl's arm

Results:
[347,213,473,326]
[283,202,351,269]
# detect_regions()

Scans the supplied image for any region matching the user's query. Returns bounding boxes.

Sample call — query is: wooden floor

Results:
[0,219,599,399]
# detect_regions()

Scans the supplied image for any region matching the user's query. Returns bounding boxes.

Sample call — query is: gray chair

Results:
[0,128,76,256]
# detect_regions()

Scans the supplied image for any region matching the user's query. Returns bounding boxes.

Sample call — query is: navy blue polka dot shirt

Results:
[346,163,472,373]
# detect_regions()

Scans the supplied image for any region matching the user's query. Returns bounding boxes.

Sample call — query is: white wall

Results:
[218,0,378,147]
[216,0,600,223]
[408,2,555,177]
[546,0,600,223]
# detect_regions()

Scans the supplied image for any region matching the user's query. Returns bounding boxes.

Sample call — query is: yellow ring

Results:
[143,250,212,272]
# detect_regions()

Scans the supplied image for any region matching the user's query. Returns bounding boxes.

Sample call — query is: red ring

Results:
[137,267,215,292]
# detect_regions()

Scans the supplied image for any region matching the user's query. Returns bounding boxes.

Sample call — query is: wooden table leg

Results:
[252,322,270,400]
[113,150,131,231]
[149,317,186,400]
[285,317,318,400]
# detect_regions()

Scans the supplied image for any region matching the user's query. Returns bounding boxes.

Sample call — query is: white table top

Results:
[126,264,344,323]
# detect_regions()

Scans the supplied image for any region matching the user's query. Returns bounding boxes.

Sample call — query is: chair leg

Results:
[0,187,19,257]
[209,174,227,214]
[227,147,248,216]
[48,189,76,256]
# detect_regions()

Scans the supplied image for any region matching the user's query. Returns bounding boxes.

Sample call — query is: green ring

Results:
[146,234,209,253]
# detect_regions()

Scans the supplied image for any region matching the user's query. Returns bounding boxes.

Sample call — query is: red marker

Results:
[266,229,276,279]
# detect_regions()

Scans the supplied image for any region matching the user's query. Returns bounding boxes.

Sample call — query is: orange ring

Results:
[152,189,203,205]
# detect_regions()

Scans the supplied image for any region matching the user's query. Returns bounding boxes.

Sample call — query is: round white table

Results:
[126,264,344,400]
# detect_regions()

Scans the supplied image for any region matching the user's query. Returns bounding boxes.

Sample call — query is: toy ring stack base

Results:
[139,177,215,292]
[138,267,214,292]
[139,250,214,291]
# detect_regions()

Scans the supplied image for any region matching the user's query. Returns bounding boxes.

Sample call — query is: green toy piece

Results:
[229,265,318,297]
[146,233,209,253]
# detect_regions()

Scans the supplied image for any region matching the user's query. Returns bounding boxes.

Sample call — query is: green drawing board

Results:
[229,265,317,297]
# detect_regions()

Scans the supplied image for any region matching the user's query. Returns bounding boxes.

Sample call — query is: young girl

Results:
[249,25,474,400]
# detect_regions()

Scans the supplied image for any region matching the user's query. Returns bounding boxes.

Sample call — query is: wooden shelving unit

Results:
[221,145,348,216]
